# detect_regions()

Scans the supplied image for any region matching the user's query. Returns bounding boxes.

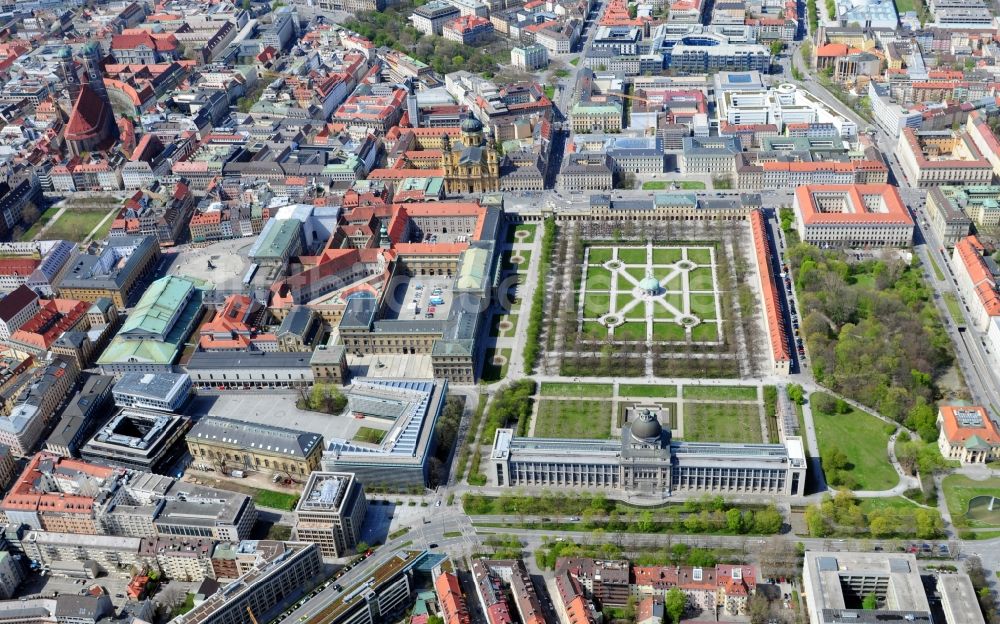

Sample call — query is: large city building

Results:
[793,184,914,247]
[951,235,1000,331]
[293,471,368,558]
[802,551,984,624]
[321,378,447,489]
[489,410,807,497]
[186,416,323,479]
[79,408,190,473]
[936,405,1000,464]
[55,236,160,309]
[897,127,995,188]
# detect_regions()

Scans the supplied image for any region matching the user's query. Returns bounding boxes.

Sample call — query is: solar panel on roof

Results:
[817,556,838,571]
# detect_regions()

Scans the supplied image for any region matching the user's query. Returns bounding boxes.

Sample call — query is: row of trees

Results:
[804,492,944,539]
[481,379,535,441]
[523,217,555,372]
[787,244,953,422]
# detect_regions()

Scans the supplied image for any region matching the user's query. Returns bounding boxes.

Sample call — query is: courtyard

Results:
[577,242,722,344]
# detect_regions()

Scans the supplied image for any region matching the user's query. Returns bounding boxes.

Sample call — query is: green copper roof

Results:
[119,276,195,339]
[456,247,489,290]
[964,435,992,451]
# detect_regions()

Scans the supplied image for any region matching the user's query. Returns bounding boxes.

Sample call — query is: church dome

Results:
[639,276,660,293]
[631,409,662,442]
[461,117,483,133]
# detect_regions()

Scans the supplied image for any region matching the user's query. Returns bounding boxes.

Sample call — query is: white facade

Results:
[718,83,858,138]
[511,44,548,71]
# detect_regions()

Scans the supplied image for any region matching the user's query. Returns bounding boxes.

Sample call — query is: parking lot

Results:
[382,275,454,321]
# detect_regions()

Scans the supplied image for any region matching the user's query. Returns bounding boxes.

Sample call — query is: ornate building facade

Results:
[441,118,499,194]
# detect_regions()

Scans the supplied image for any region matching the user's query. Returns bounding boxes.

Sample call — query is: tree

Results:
[749,593,771,624]
[20,203,40,226]
[665,588,686,624]
[787,384,805,404]
[726,508,744,533]
[242,0,250,8]
[753,506,784,534]
[355,541,370,554]
[862,593,878,610]
[637,510,654,533]
[770,41,784,56]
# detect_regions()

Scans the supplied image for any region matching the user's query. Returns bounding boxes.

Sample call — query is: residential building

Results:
[112,372,191,412]
[0,358,78,456]
[937,405,1000,464]
[793,184,914,248]
[0,285,39,341]
[293,471,367,558]
[0,551,24,599]
[802,552,983,624]
[558,153,614,192]
[490,412,807,496]
[436,570,472,624]
[56,236,161,309]
[186,416,323,479]
[110,183,195,248]
[471,558,515,624]
[0,240,74,297]
[571,102,623,133]
[138,536,214,582]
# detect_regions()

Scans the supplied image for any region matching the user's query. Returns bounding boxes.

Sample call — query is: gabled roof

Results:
[65,85,109,139]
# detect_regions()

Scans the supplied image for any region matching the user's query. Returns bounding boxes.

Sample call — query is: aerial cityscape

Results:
[0,0,995,623]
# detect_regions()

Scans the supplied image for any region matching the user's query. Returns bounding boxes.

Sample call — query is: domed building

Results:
[440,116,499,194]
[639,274,661,296]
[630,408,664,443]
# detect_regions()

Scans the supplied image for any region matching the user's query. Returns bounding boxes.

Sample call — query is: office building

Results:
[293,471,368,558]
[490,410,806,497]
[321,379,447,489]
[0,551,24,599]
[56,236,160,309]
[79,408,190,473]
[793,184,914,248]
[46,374,114,457]
[410,1,461,35]
[511,44,548,71]
[680,136,741,175]
[802,552,983,624]
[170,541,324,624]
[951,235,1000,331]
[0,358,79,456]
[937,405,1000,464]
[187,417,323,479]
[21,531,144,579]
[897,128,995,188]
[926,187,973,247]
[112,372,191,412]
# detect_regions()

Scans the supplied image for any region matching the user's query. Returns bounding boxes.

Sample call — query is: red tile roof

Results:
[955,235,1000,317]
[795,184,914,225]
[65,85,109,140]
[938,405,1000,445]
[751,210,791,366]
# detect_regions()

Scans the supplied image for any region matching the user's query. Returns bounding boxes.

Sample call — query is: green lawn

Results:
[893,0,915,13]
[682,402,762,443]
[858,496,920,514]
[615,322,647,340]
[569,57,580,66]
[511,250,532,272]
[534,399,611,438]
[927,253,945,281]
[353,426,386,444]
[539,382,613,398]
[677,181,707,190]
[688,267,715,290]
[642,181,668,190]
[664,292,684,313]
[686,248,713,265]
[943,292,965,325]
[942,475,1000,527]
[616,248,647,264]
[543,85,555,99]
[253,489,300,510]
[586,266,613,290]
[691,323,719,342]
[46,211,111,242]
[582,293,611,317]
[582,320,608,339]
[588,247,614,264]
[811,392,899,491]
[683,385,758,401]
[652,248,683,264]
[90,210,116,242]
[554,69,570,78]
[20,205,61,241]
[653,322,686,341]
[506,223,537,244]
[619,383,678,398]
[689,293,717,318]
